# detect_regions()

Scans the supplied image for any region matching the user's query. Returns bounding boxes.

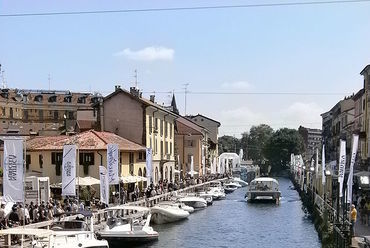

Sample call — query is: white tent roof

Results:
[120,175,147,183]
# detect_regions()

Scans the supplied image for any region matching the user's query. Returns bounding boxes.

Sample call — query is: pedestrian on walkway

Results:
[350,204,357,236]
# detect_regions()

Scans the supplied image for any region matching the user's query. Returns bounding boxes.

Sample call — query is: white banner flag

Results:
[107,144,119,185]
[315,148,319,175]
[347,134,359,204]
[99,166,109,205]
[213,157,217,174]
[146,148,153,180]
[62,144,77,196]
[338,140,346,197]
[190,156,194,177]
[322,144,326,186]
[3,138,24,202]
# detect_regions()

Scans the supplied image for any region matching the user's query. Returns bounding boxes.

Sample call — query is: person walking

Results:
[350,204,357,236]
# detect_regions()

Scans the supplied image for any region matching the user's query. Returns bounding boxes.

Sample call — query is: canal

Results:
[139,177,321,248]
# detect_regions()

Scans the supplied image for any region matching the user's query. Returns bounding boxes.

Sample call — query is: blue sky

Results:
[1,0,369,136]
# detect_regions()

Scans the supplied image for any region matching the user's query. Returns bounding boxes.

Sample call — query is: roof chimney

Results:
[150,95,155,103]
[115,85,121,91]
[130,87,140,97]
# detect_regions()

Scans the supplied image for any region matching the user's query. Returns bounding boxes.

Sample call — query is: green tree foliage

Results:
[247,124,273,163]
[239,132,248,160]
[218,135,241,154]
[264,128,304,172]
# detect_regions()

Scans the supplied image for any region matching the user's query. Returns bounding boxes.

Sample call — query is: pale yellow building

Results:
[13,130,147,185]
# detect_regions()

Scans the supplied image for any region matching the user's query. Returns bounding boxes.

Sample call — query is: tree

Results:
[247,124,274,163]
[218,135,241,154]
[264,128,304,172]
[239,132,249,160]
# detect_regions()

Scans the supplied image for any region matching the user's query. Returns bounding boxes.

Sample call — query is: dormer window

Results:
[48,95,57,103]
[34,95,43,102]
[77,96,86,104]
[64,95,72,103]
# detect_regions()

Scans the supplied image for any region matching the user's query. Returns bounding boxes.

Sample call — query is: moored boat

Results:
[224,183,238,193]
[151,203,190,224]
[97,206,158,247]
[178,196,207,209]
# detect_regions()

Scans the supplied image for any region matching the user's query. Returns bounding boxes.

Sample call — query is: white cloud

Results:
[280,102,323,129]
[221,81,252,90]
[114,46,174,61]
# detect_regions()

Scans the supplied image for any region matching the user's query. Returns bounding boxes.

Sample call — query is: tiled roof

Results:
[26,130,146,151]
[176,117,204,135]
[0,88,94,106]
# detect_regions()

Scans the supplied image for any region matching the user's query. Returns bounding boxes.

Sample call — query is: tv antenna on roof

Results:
[134,69,138,89]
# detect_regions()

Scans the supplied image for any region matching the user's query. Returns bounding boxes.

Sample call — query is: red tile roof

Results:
[26,130,146,151]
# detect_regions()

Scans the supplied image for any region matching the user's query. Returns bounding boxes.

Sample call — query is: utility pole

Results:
[183,83,189,116]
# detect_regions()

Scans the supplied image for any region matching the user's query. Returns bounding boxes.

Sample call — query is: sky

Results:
[1,0,369,137]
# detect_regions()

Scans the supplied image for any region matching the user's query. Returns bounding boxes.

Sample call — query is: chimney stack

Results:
[115,85,121,91]
[130,87,140,98]
[150,95,155,103]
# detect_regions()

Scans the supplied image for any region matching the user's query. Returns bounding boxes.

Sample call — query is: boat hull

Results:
[98,231,159,246]
[151,207,189,224]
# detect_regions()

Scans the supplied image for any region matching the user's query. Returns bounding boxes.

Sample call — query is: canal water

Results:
[139,177,321,248]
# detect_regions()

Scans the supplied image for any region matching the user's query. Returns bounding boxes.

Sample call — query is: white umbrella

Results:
[187,171,199,175]
[174,169,181,174]
[77,176,100,186]
[120,175,147,183]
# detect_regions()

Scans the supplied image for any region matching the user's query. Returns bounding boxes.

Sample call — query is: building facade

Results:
[97,86,177,184]
[298,126,322,162]
[0,88,99,135]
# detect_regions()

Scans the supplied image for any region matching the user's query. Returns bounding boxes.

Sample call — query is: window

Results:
[170,142,172,155]
[79,152,95,165]
[39,109,43,121]
[155,138,158,154]
[160,120,163,136]
[165,121,168,137]
[154,118,158,132]
[54,111,58,120]
[39,154,43,168]
[160,141,163,157]
[186,140,194,147]
[149,116,152,134]
[9,107,13,118]
[129,152,134,164]
[165,141,168,154]
[139,152,143,160]
[24,109,28,121]
[170,124,172,139]
[77,96,86,104]
[51,152,63,164]
[26,154,31,171]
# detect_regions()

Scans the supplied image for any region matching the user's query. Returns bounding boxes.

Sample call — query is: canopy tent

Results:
[174,169,182,174]
[120,175,147,184]
[187,171,199,175]
[52,176,100,187]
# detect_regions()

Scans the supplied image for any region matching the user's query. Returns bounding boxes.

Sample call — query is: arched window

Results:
[143,168,147,177]
[138,168,143,177]
[170,167,173,182]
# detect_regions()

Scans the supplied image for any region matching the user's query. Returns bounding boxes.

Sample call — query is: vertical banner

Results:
[201,147,205,176]
[347,134,359,204]
[146,148,153,181]
[3,138,24,202]
[62,144,77,196]
[315,148,319,175]
[99,166,109,205]
[338,140,346,198]
[322,144,326,186]
[107,144,119,185]
[190,155,194,177]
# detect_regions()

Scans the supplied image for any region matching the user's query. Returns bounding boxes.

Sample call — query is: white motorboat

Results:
[98,206,159,246]
[151,203,190,224]
[20,211,109,248]
[224,183,239,193]
[158,201,195,213]
[179,196,207,209]
[232,177,248,187]
[226,181,242,188]
[245,177,281,203]
[186,192,213,206]
[207,187,226,200]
